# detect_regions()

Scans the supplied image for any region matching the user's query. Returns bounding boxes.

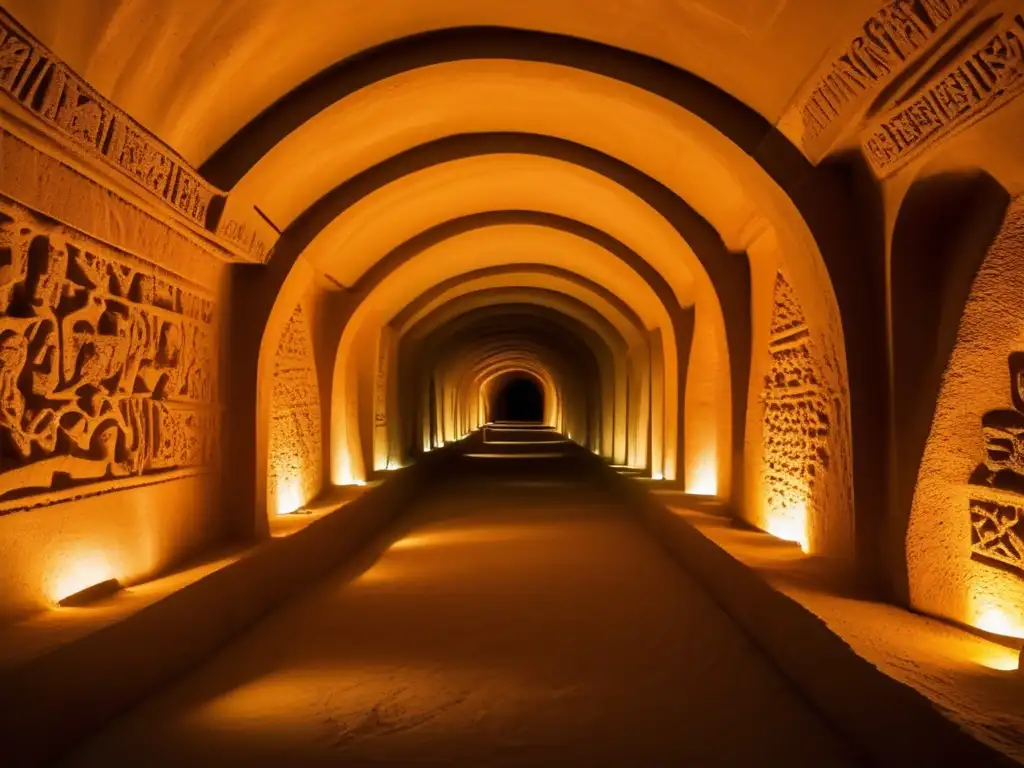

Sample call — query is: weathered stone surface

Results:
[909,195,1024,629]
[761,272,851,554]
[0,196,219,513]
[267,302,322,515]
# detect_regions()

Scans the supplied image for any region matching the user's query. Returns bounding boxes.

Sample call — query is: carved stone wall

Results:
[0,195,218,514]
[761,272,850,553]
[909,196,1024,630]
[0,8,273,262]
[267,302,322,514]
[780,1,1024,179]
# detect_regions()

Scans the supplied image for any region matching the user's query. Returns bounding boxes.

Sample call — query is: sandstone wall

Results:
[908,197,1024,636]
[267,301,322,515]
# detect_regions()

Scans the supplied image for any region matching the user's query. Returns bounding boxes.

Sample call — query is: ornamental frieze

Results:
[0,196,219,513]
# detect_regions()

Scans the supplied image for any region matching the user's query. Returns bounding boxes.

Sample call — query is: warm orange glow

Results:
[687,457,717,496]
[970,645,1020,671]
[51,550,116,606]
[764,502,809,553]
[275,478,305,516]
[972,600,1024,639]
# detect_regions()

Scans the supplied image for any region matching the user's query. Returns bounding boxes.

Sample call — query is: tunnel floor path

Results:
[64,428,858,767]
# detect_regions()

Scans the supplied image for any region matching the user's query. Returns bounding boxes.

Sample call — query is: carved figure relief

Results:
[0,197,218,512]
[267,303,322,512]
[374,345,388,428]
[968,352,1024,577]
[761,273,839,539]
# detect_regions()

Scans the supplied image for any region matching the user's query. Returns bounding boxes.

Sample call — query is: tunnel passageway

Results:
[65,431,855,767]
[491,376,546,423]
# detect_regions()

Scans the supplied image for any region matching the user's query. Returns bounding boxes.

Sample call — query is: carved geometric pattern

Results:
[0,196,218,512]
[268,303,322,512]
[969,499,1024,576]
[762,273,834,524]
[968,352,1024,578]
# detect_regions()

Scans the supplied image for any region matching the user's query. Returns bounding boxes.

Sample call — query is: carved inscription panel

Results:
[0,196,218,512]
[268,303,322,513]
[761,274,837,538]
[0,10,216,226]
[864,10,1024,175]
[967,352,1024,577]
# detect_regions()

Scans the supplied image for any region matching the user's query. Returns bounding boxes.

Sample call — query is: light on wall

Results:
[687,456,718,496]
[275,478,305,516]
[765,502,809,553]
[51,550,117,606]
[972,596,1024,639]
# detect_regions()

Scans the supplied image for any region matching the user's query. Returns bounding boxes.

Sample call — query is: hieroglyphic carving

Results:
[864,10,1024,175]
[968,352,1024,576]
[761,273,836,525]
[795,0,976,155]
[374,344,388,428]
[0,196,218,512]
[267,303,321,512]
[0,10,218,226]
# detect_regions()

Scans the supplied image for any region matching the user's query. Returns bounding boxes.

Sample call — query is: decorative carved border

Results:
[0,8,273,263]
[790,0,977,161]
[0,11,216,226]
[863,9,1024,176]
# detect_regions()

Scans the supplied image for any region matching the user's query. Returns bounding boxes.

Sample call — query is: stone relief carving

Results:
[0,9,269,263]
[268,303,322,512]
[864,9,1024,176]
[0,196,218,513]
[0,11,215,226]
[374,345,388,428]
[968,352,1024,576]
[793,0,976,158]
[761,273,837,534]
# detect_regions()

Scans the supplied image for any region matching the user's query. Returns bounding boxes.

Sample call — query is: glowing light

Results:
[687,457,717,496]
[275,479,305,516]
[765,502,809,553]
[51,551,115,606]
[970,645,1020,671]
[973,602,1024,639]
[652,472,664,481]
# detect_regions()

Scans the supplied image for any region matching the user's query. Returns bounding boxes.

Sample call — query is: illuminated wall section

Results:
[267,302,323,515]
[757,272,852,556]
[908,197,1024,639]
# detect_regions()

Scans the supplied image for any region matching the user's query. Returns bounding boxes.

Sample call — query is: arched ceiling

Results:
[10,0,883,165]
[297,154,701,304]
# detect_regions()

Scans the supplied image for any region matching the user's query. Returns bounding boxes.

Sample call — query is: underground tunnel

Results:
[0,1,1022,765]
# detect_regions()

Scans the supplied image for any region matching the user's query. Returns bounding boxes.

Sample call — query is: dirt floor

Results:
[64,446,857,767]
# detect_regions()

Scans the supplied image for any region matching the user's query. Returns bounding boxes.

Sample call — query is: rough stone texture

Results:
[267,302,322,515]
[0,195,218,513]
[761,272,852,554]
[909,196,1024,633]
[0,129,223,290]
